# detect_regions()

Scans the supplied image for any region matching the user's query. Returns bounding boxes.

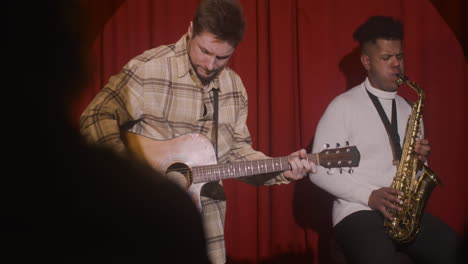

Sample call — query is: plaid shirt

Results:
[80,34,289,263]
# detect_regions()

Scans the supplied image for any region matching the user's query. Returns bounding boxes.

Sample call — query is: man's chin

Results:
[196,70,221,85]
[387,84,399,92]
[197,74,216,85]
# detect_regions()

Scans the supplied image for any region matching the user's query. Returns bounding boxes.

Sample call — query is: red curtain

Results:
[74,0,467,263]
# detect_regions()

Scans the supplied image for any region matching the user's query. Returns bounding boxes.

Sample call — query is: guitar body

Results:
[125,132,216,211]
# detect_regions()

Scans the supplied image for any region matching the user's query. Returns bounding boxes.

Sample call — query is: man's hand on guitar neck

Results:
[283,149,317,181]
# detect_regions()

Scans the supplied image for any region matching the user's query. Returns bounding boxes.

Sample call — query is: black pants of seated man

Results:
[334,210,461,264]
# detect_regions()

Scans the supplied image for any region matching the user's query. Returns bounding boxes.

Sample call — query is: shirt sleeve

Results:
[79,64,144,155]
[309,97,374,207]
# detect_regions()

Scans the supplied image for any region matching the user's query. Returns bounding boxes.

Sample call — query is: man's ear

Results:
[360,53,371,71]
[188,21,193,39]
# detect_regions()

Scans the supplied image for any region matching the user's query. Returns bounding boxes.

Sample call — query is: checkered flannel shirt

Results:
[80,34,290,263]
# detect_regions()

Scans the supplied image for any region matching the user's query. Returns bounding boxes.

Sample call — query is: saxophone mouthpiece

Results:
[396,73,407,80]
[395,73,407,86]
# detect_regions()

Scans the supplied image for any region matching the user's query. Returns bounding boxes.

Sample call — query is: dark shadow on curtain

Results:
[339,47,367,91]
[227,249,315,264]
[289,137,335,264]
[80,0,126,49]
[293,178,334,264]
[429,0,468,60]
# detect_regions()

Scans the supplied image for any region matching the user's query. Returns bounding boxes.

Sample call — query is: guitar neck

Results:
[192,153,318,183]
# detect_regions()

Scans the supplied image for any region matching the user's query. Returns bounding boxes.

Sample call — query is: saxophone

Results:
[383,73,442,243]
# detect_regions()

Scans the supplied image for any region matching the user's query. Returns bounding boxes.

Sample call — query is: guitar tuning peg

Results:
[323,143,330,149]
[346,141,350,146]
[339,168,343,174]
[348,168,354,174]
[327,168,334,175]
[336,143,340,148]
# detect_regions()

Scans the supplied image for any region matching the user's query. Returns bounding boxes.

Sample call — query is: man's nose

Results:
[390,56,401,67]
[205,56,216,71]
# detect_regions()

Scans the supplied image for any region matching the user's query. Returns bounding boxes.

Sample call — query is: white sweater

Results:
[309,78,418,226]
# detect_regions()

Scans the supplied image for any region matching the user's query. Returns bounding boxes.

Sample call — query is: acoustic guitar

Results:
[124,131,360,210]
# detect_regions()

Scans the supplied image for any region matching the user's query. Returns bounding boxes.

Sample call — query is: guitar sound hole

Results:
[166,162,192,189]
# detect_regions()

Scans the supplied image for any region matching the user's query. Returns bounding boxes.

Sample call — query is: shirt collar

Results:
[175,33,222,93]
[175,34,190,79]
[364,77,397,100]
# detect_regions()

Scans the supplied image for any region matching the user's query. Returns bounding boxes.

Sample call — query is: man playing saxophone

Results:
[309,16,460,264]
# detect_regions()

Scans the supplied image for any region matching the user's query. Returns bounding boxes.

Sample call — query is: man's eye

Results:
[382,56,390,60]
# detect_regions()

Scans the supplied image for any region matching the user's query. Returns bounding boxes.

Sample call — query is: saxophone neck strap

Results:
[366,90,402,162]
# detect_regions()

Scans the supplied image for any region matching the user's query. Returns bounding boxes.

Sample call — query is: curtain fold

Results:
[75,0,467,262]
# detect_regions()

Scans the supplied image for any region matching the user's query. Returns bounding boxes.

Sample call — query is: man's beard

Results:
[192,64,223,86]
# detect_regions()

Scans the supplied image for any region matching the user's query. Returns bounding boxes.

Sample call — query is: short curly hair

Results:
[353,16,403,47]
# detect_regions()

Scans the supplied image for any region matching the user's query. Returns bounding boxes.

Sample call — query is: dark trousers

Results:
[334,211,460,264]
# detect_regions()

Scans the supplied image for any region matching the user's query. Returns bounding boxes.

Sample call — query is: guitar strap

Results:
[213,88,219,160]
[366,90,402,163]
[201,87,226,201]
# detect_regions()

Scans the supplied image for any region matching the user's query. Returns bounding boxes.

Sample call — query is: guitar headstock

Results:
[318,144,360,169]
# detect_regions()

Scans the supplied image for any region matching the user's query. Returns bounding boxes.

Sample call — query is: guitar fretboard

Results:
[192,153,318,183]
